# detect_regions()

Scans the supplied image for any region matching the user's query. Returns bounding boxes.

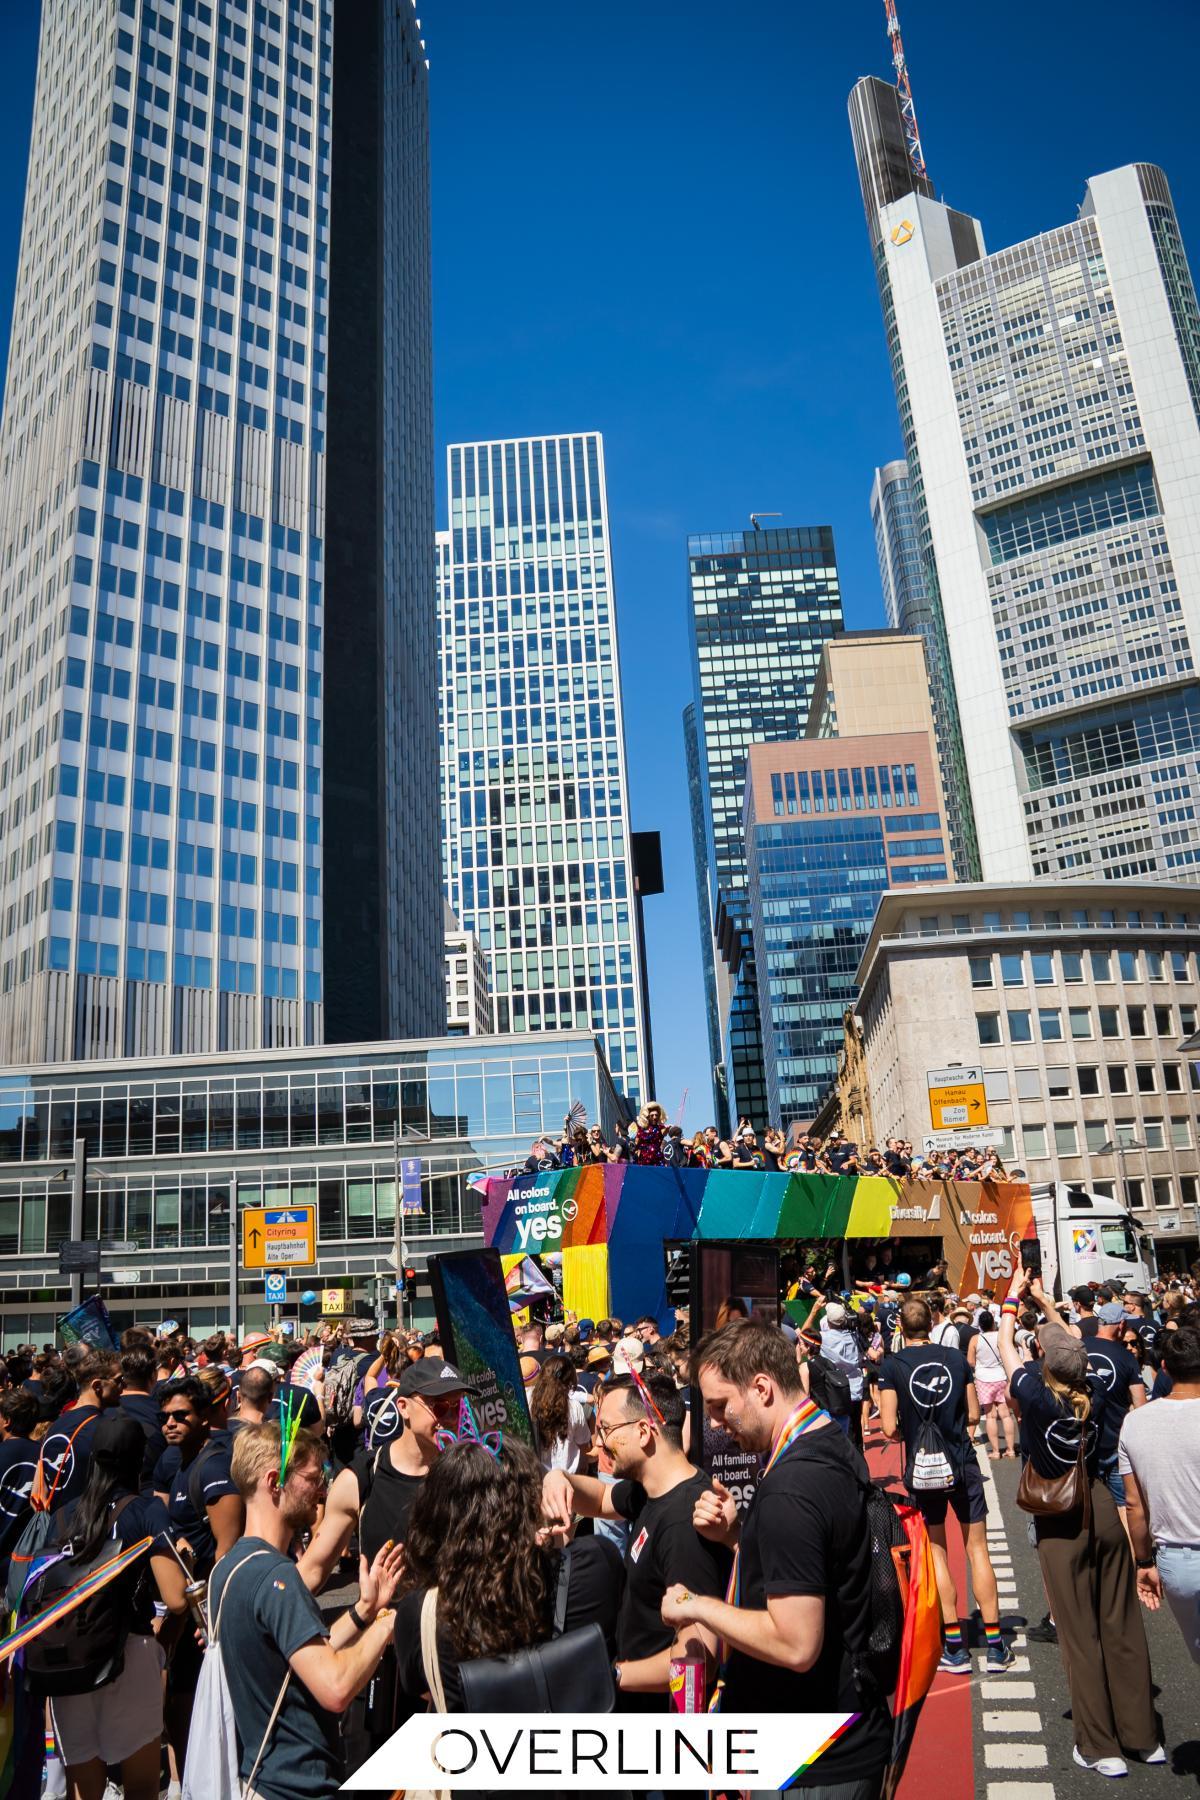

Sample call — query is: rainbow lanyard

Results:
[709,1395,833,1704]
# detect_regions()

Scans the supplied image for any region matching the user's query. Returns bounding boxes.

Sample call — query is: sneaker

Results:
[1073,1747,1128,1778]
[1128,1747,1166,1765]
[1027,1613,1058,1643]
[986,1642,1016,1672]
[937,1646,972,1673]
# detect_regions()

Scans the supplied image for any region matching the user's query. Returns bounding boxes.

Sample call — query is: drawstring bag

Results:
[181,1550,291,1800]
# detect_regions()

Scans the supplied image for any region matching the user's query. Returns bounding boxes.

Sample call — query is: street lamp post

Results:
[1099,1136,1145,1210]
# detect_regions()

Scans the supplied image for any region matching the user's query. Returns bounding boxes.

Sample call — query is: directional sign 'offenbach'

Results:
[242,1205,316,1269]
[926,1066,989,1132]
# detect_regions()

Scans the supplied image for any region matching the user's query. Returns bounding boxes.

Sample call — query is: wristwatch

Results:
[1134,1556,1157,1570]
[348,1604,371,1632]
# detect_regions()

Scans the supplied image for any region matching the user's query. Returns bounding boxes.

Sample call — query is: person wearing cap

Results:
[1085,1300,1147,1520]
[817,1302,867,1448]
[613,1334,646,1376]
[1071,1285,1101,1340]
[46,1413,190,1800]
[298,1357,478,1595]
[578,1341,612,1397]
[998,1270,1160,1777]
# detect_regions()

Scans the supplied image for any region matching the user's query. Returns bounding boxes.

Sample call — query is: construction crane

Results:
[883,0,928,183]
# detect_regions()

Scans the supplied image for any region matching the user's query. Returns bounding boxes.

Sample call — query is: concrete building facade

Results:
[856,883,1200,1260]
[444,904,493,1037]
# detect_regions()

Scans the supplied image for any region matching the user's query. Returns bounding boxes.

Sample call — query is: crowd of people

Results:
[0,1253,1195,1799]
[524,1103,1009,1183]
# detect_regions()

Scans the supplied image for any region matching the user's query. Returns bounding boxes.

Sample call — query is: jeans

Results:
[1157,1543,1200,1665]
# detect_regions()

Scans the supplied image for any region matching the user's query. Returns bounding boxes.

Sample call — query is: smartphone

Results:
[1019,1237,1043,1281]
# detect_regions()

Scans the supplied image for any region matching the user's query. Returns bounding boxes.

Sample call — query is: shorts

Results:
[910,1455,987,1527]
[976,1377,1007,1409]
[1100,1460,1125,1510]
[49,1632,165,1768]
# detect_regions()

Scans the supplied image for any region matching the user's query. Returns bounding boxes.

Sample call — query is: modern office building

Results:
[0,1030,624,1346]
[437,436,651,1108]
[870,461,926,634]
[856,884,1200,1264]
[850,76,1200,889]
[444,903,493,1037]
[744,635,948,1124]
[0,0,441,1069]
[684,702,729,1133]
[687,526,844,1124]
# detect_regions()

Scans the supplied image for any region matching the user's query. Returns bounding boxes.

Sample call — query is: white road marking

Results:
[984,1743,1049,1769]
[983,1711,1043,1733]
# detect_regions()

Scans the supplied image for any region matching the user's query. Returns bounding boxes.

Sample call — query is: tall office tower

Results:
[687,526,843,1125]
[438,435,651,1108]
[850,77,978,883]
[870,460,927,634]
[851,76,1200,886]
[683,701,729,1135]
[0,0,441,1065]
[747,632,949,1125]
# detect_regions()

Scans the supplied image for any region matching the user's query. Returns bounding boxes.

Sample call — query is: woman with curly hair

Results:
[529,1353,592,1473]
[392,1438,621,1711]
[630,1100,667,1166]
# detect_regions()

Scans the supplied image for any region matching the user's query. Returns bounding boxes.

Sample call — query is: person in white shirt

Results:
[1119,1325,1200,1665]
[529,1353,592,1474]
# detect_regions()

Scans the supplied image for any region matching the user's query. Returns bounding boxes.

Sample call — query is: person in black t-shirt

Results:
[1071,1285,1100,1339]
[878,1295,1011,1673]
[1084,1301,1147,1513]
[395,1437,621,1714]
[37,1348,124,1512]
[0,1389,38,1587]
[661,1322,891,1796]
[118,1344,167,1493]
[542,1371,730,1709]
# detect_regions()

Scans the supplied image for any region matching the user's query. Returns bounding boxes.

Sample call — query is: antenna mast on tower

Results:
[883,0,928,183]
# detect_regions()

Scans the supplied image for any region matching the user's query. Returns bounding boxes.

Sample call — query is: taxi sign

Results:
[926,1066,989,1131]
[242,1205,316,1269]
[321,1289,346,1316]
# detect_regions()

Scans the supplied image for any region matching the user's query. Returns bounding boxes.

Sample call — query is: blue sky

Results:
[0,0,1196,1125]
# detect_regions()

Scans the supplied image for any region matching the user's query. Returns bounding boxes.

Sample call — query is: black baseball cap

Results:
[396,1359,478,1399]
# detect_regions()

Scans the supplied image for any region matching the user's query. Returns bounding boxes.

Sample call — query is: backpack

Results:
[806,1355,852,1419]
[19,1496,139,1695]
[854,1475,908,1696]
[181,1549,292,1800]
[452,1546,616,1714]
[323,1356,361,1429]
[5,1411,94,1614]
[908,1402,956,1492]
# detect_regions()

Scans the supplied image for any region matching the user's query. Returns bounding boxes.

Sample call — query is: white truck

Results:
[1031,1182,1158,1297]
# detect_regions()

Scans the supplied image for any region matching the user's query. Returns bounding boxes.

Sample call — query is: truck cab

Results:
[1030,1182,1157,1297]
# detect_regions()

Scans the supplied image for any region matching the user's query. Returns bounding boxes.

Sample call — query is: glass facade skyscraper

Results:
[0,0,440,1066]
[438,435,650,1108]
[687,526,843,1124]
[851,76,1200,890]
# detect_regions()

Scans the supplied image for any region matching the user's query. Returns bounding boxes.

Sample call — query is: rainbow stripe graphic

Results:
[0,1536,154,1663]
[780,1713,862,1787]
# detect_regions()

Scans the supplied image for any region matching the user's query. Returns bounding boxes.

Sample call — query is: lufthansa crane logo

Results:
[891,219,915,246]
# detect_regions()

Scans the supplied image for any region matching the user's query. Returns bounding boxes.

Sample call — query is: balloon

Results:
[301,1290,316,1306]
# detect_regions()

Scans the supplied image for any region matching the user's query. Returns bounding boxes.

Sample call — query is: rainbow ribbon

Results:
[0,1537,154,1664]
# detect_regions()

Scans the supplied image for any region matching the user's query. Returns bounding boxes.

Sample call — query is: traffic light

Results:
[404,1266,418,1304]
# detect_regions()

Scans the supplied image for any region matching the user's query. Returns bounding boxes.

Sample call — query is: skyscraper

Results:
[684,700,728,1134]
[870,460,925,635]
[438,435,651,1108]
[851,77,1200,888]
[746,632,949,1125]
[687,526,843,1124]
[0,0,441,1064]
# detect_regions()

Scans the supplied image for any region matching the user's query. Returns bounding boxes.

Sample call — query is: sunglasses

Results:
[158,1408,196,1425]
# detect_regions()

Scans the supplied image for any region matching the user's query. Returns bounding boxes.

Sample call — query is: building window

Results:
[1054,1121,1079,1157]
[1107,1065,1131,1095]
[1125,1177,1146,1210]
[1180,1004,1197,1035]
[1154,1005,1173,1036]
[969,955,993,989]
[1170,1116,1191,1149]
[1172,951,1191,983]
[1062,951,1084,983]
[1163,1063,1184,1093]
[976,1012,1001,1046]
[1032,952,1054,985]
[1015,1068,1042,1101]
[1078,1066,1100,1096]
[1099,1007,1121,1038]
[1008,1010,1033,1044]
[996,1125,1017,1161]
[1038,1008,1063,1042]
[1001,953,1024,986]
[1146,950,1165,981]
[1143,1118,1165,1151]
[1069,1008,1093,1039]
[1119,949,1139,981]
[1047,1067,1072,1098]
[1152,1177,1174,1207]
[1181,1175,1199,1208]
[1084,1119,1110,1153]
[1092,951,1113,982]
[1135,1064,1157,1094]
[1022,1123,1048,1160]
[1127,1006,1148,1038]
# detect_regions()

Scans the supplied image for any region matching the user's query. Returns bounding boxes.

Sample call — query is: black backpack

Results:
[807,1354,853,1419]
[855,1475,907,1696]
[20,1496,140,1695]
[455,1545,615,1713]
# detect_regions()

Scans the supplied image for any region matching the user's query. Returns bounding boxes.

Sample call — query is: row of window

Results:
[969,946,1195,987]
[976,1005,1195,1047]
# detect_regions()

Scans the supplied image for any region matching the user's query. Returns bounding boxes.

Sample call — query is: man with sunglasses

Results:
[541,1371,730,1710]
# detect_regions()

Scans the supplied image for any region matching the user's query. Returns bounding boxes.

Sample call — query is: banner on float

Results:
[428,1249,533,1446]
[341,1710,859,1791]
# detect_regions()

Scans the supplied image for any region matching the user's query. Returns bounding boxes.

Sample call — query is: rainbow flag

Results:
[883,1502,942,1798]
[0,1536,154,1665]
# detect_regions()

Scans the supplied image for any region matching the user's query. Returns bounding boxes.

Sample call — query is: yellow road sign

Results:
[321,1289,345,1316]
[926,1065,989,1132]
[242,1205,316,1269]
